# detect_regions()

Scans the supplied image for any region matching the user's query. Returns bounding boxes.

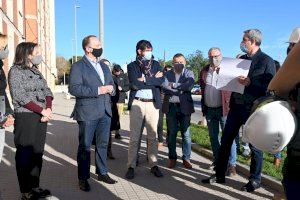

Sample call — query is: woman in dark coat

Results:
[110,64,130,138]
[107,64,129,159]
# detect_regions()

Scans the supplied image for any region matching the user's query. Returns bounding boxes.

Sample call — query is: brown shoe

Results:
[274,158,281,167]
[107,151,115,160]
[168,159,176,168]
[183,160,192,169]
[158,142,164,149]
[227,165,237,176]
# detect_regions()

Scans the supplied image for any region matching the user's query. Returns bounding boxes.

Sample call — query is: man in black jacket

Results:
[202,29,276,193]
[126,40,164,179]
[162,53,195,169]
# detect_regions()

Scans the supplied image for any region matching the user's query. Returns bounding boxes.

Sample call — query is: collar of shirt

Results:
[85,55,99,67]
[246,48,262,60]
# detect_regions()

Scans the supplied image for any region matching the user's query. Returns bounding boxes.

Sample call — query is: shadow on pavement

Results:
[0,117,274,200]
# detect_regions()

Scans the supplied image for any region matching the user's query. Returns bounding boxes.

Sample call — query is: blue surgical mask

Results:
[240,43,249,54]
[143,51,152,60]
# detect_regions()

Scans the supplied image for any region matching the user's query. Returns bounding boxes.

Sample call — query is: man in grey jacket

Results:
[69,35,117,192]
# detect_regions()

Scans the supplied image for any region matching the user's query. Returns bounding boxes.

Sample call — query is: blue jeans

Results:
[166,103,191,161]
[206,107,237,166]
[216,105,263,182]
[77,113,111,180]
[274,152,282,159]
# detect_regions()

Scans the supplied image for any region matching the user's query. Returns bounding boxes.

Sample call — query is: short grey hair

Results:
[208,47,221,56]
[244,29,262,46]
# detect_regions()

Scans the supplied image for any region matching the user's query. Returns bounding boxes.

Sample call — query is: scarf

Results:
[136,55,154,77]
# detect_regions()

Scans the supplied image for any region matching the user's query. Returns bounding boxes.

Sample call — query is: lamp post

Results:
[74,4,80,62]
[99,0,104,53]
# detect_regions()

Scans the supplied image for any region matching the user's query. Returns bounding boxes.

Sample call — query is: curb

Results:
[173,137,284,192]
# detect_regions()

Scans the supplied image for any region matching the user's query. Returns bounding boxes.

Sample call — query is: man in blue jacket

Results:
[126,40,164,179]
[69,35,117,192]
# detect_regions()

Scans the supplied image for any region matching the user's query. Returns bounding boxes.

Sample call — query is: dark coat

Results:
[162,68,195,115]
[230,49,276,110]
[8,64,53,113]
[0,60,12,115]
[69,56,115,121]
[127,60,164,110]
[111,73,130,103]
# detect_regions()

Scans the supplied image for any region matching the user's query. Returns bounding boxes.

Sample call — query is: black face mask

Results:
[174,63,184,74]
[92,48,103,58]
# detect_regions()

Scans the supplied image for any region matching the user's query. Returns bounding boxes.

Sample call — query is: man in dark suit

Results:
[125,40,164,179]
[69,35,117,192]
[162,53,195,169]
[202,29,276,193]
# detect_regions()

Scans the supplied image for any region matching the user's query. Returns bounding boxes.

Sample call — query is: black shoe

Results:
[126,167,134,179]
[98,174,117,184]
[31,188,51,198]
[201,175,225,184]
[115,133,121,139]
[79,180,91,192]
[107,151,115,160]
[150,166,163,178]
[21,192,38,200]
[126,167,135,179]
[241,181,261,192]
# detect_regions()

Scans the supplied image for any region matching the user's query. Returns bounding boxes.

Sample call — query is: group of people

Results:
[0,26,299,199]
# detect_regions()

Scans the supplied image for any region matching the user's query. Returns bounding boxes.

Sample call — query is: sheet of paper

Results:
[215,57,252,94]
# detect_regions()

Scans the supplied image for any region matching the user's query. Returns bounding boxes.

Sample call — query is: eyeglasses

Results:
[209,54,221,59]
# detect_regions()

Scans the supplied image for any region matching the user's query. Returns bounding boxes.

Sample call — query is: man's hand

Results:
[106,85,114,94]
[118,86,122,91]
[155,71,163,78]
[99,86,108,94]
[3,115,14,127]
[99,85,114,95]
[137,76,145,82]
[238,76,251,86]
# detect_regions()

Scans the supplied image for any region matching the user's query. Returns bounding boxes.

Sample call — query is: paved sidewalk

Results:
[0,93,276,200]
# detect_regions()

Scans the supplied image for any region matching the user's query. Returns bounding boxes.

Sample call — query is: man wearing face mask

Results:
[199,48,236,175]
[0,33,14,163]
[162,53,194,169]
[126,40,164,179]
[202,29,276,193]
[69,35,117,192]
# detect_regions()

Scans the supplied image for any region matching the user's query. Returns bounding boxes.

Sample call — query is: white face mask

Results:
[0,46,9,59]
[31,55,43,65]
[212,57,222,67]
[143,51,152,60]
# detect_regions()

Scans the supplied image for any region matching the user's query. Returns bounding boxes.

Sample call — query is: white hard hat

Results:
[288,27,300,43]
[243,100,296,154]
